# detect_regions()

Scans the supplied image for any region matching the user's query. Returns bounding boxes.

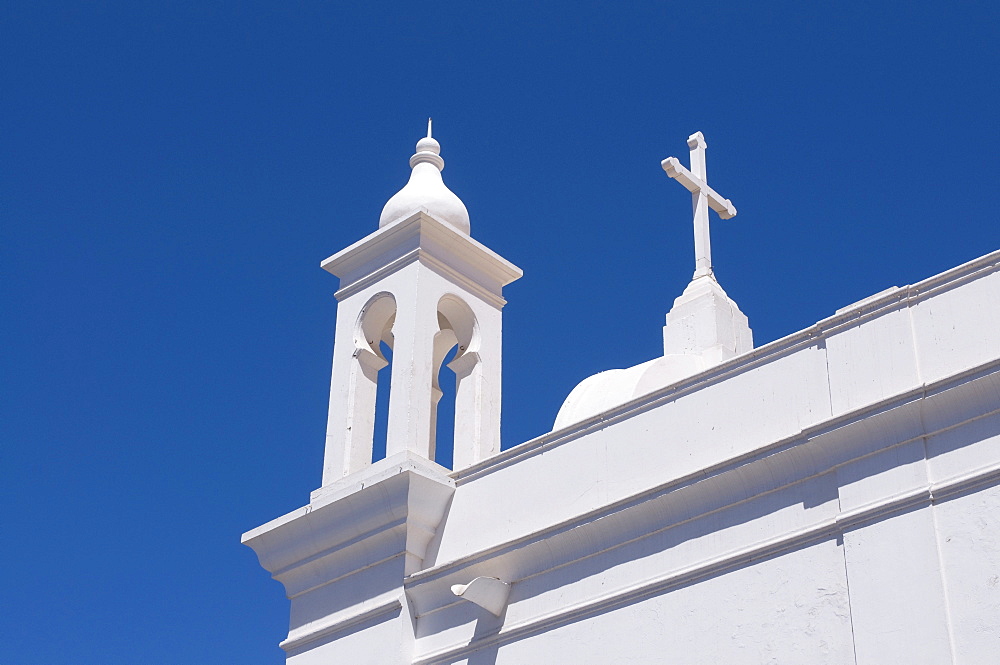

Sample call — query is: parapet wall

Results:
[403,249,1000,664]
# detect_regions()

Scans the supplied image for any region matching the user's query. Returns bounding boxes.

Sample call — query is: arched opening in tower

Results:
[432,343,459,469]
[371,339,393,464]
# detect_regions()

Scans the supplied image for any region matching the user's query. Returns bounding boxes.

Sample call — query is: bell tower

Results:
[318,124,522,485]
[243,126,521,663]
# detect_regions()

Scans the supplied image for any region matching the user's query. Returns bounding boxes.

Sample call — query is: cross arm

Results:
[661,157,737,219]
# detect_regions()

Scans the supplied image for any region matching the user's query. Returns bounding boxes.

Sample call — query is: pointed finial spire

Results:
[412,124,443,169]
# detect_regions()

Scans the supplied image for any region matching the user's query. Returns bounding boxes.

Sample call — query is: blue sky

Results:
[3,1,998,662]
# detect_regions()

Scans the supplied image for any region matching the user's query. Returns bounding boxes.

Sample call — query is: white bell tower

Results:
[243,126,521,663]
[318,123,522,486]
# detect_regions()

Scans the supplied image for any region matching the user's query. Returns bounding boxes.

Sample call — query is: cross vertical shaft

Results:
[688,133,712,278]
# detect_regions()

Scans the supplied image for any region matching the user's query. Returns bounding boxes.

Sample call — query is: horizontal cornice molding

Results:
[332,247,509,309]
[280,595,402,654]
[321,212,522,302]
[243,453,454,597]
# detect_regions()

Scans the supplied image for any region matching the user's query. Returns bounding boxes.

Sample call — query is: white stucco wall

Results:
[245,250,1000,664]
[477,542,855,665]
[936,483,1000,661]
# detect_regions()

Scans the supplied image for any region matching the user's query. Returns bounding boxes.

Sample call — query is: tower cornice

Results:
[322,211,522,307]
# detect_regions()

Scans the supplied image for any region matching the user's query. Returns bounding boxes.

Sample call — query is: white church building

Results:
[244,127,1000,664]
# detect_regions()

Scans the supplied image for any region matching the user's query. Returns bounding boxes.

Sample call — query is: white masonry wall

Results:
[245,250,1000,665]
[404,250,1000,665]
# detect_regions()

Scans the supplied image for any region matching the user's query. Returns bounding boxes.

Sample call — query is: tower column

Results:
[322,290,394,485]
[384,268,440,460]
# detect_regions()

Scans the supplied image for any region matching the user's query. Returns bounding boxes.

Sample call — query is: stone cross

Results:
[662,132,737,279]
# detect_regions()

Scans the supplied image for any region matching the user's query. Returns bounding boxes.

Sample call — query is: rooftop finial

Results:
[378,124,470,234]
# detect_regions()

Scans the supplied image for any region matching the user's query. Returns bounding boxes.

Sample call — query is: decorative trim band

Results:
[280,597,402,653]
[271,517,407,582]
[417,250,508,309]
[334,249,422,301]
[333,247,508,309]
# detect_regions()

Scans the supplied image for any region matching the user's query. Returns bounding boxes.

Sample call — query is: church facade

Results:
[244,128,1000,664]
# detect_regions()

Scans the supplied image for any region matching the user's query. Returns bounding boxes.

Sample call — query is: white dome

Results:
[378,129,471,235]
[552,354,710,431]
[552,361,655,431]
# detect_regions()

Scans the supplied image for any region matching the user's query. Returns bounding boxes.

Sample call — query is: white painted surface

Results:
[380,127,471,234]
[286,604,405,665]
[825,303,920,416]
[488,543,854,665]
[911,266,1000,384]
[661,131,737,280]
[843,508,953,664]
[661,272,752,362]
[450,577,511,616]
[927,408,1000,484]
[936,484,1000,662]
[244,133,1000,664]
